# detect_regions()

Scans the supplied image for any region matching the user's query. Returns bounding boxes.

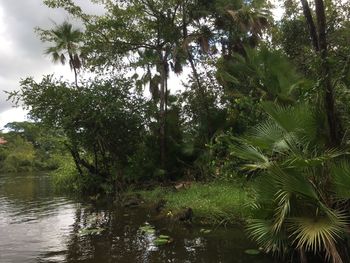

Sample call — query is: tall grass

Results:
[138,181,255,224]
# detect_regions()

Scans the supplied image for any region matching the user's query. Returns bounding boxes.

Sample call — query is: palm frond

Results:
[247,219,289,256]
[269,165,319,201]
[285,148,346,169]
[272,190,291,232]
[261,102,318,142]
[60,53,66,65]
[44,21,82,71]
[229,139,270,171]
[331,161,350,199]
[288,212,346,261]
[253,173,279,205]
[246,120,284,150]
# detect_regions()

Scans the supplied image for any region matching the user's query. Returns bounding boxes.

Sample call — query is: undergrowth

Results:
[136,181,255,225]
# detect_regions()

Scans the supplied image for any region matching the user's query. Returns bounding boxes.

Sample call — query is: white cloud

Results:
[0,108,29,130]
[0,0,91,128]
[0,1,62,113]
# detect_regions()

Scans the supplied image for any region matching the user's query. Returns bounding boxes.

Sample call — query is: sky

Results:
[0,0,104,129]
[0,1,284,130]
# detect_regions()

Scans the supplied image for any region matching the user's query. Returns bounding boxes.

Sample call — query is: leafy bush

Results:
[51,155,82,192]
[1,136,35,172]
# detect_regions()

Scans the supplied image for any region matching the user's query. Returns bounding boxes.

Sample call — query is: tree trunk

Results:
[158,51,166,170]
[66,145,83,177]
[93,143,98,176]
[73,66,78,88]
[301,0,340,145]
[300,0,319,51]
[314,0,340,145]
[68,52,79,88]
[182,6,212,141]
[186,50,212,140]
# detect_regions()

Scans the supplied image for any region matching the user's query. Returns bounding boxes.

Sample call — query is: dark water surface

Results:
[0,173,273,263]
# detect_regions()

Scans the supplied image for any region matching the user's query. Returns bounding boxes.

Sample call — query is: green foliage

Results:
[0,122,68,173]
[51,155,81,192]
[229,94,350,261]
[3,1,350,262]
[9,75,150,192]
[1,136,35,172]
[217,47,311,103]
[138,181,254,224]
[212,36,350,260]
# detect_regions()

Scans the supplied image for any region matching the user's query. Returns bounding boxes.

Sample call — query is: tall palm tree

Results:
[45,21,82,87]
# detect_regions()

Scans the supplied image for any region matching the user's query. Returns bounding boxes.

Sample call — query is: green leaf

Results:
[139,224,156,234]
[244,249,261,255]
[154,238,170,246]
[78,227,105,236]
[158,235,170,239]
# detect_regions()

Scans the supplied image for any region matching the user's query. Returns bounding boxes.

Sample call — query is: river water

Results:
[0,173,273,263]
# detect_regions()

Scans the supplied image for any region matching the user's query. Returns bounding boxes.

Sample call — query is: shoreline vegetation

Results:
[51,161,256,226]
[2,0,350,261]
[131,181,255,226]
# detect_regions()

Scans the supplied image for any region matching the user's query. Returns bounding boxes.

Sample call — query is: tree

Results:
[41,21,83,87]
[300,0,339,146]
[275,0,350,146]
[9,75,146,192]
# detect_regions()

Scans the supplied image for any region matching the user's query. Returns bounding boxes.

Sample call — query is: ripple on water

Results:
[0,173,78,263]
[0,173,273,263]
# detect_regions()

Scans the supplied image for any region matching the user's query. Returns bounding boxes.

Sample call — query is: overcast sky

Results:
[0,0,104,129]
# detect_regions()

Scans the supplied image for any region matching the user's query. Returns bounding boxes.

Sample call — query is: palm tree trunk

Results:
[73,66,78,88]
[69,52,79,88]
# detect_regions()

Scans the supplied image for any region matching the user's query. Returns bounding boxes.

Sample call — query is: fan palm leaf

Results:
[288,212,347,262]
[228,139,270,171]
[247,219,289,256]
[331,161,350,199]
[261,102,317,140]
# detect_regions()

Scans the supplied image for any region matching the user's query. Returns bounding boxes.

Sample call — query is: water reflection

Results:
[0,173,273,263]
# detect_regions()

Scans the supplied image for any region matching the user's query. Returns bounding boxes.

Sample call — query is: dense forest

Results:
[2,0,350,262]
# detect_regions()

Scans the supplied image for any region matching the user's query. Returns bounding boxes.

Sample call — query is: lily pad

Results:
[200,228,212,234]
[154,238,170,246]
[244,249,260,255]
[79,227,105,236]
[139,224,156,234]
[153,234,172,246]
[158,235,170,239]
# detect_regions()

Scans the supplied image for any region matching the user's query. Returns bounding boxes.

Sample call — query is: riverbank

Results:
[131,181,255,225]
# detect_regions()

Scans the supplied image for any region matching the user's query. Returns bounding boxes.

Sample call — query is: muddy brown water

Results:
[0,173,273,263]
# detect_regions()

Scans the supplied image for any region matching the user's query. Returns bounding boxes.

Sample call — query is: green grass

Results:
[137,181,255,225]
